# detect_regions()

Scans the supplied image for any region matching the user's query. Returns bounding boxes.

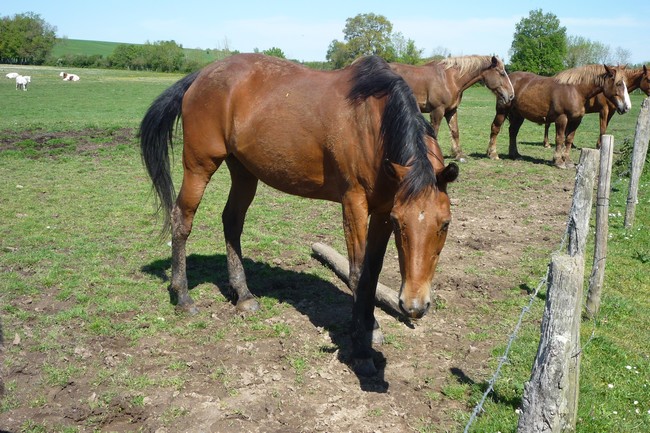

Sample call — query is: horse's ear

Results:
[384,159,409,181]
[604,64,615,77]
[491,56,498,68]
[644,64,648,75]
[437,162,459,191]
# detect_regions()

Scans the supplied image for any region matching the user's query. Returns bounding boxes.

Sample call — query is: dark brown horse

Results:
[487,64,631,168]
[139,54,458,376]
[542,65,650,148]
[390,55,514,162]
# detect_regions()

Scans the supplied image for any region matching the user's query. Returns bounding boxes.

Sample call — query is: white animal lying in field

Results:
[15,75,30,91]
[60,71,80,81]
[6,72,19,79]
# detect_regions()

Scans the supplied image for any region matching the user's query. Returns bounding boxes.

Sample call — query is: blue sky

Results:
[4,1,648,63]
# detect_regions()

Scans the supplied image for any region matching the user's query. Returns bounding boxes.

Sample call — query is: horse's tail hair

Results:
[139,70,200,235]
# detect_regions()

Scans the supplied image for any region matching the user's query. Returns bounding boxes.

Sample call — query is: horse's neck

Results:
[447,66,484,93]
[573,81,603,100]
[626,70,643,91]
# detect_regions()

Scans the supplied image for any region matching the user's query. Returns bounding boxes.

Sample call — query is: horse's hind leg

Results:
[171,165,221,314]
[222,157,260,313]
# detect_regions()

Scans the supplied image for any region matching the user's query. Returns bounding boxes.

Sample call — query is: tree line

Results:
[0,10,640,74]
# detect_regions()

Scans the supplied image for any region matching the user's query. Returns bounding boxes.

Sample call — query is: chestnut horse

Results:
[487,65,631,168]
[390,55,514,162]
[139,54,458,376]
[542,65,650,148]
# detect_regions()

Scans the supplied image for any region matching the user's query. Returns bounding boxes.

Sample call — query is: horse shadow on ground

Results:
[141,253,390,393]
[467,151,551,167]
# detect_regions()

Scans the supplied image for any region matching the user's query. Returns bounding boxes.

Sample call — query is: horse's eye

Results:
[440,221,450,232]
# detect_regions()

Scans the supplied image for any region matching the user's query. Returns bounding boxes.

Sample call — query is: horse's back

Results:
[389,62,450,111]
[180,54,371,201]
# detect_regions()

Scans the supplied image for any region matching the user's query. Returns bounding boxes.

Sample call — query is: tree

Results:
[326,13,396,67]
[0,12,57,64]
[392,32,423,65]
[262,47,285,59]
[611,47,631,66]
[509,9,566,75]
[565,35,610,68]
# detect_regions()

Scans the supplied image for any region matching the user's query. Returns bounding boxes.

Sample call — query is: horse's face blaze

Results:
[390,188,451,319]
[603,66,631,114]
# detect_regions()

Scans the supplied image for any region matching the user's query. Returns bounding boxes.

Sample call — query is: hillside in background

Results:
[51,38,220,64]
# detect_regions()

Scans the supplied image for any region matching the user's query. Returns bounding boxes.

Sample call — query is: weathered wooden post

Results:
[517,149,599,433]
[624,97,650,228]
[585,135,614,319]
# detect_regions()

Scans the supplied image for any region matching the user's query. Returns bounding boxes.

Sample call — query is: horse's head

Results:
[481,56,515,105]
[637,65,650,96]
[603,65,632,114]
[389,161,458,319]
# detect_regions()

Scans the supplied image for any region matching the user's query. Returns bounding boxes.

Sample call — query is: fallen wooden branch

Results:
[311,242,401,315]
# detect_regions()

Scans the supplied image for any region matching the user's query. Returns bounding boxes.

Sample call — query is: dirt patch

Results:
[0,131,576,432]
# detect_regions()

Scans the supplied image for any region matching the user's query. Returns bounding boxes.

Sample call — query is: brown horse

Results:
[542,65,650,148]
[390,55,514,162]
[487,65,631,168]
[139,54,458,376]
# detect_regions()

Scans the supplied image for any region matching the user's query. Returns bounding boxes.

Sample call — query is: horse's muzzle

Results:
[399,297,431,319]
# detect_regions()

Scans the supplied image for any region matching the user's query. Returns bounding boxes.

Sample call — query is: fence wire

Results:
[462,160,601,432]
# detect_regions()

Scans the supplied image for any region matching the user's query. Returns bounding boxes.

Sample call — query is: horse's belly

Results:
[232,143,340,202]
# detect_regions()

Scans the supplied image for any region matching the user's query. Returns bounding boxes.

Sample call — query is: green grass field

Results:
[0,64,648,432]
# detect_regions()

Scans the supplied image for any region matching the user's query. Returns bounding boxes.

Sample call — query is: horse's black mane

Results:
[347,56,437,198]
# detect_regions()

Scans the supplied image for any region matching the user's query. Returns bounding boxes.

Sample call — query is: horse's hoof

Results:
[455,155,467,163]
[236,297,260,313]
[176,303,199,316]
[509,153,521,160]
[352,358,378,377]
[372,328,385,345]
[554,162,567,169]
[487,153,499,160]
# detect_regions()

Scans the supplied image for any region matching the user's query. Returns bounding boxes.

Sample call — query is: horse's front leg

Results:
[445,110,466,162]
[507,113,524,159]
[343,197,392,376]
[596,107,613,149]
[553,116,569,168]
[563,119,582,168]
[543,123,552,148]
[487,104,508,159]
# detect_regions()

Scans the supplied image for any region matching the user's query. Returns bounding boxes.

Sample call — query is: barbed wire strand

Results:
[462,161,600,432]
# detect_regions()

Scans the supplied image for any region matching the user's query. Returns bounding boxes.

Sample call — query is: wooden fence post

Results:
[567,149,600,257]
[624,97,650,228]
[518,149,598,432]
[585,135,614,319]
[517,253,584,433]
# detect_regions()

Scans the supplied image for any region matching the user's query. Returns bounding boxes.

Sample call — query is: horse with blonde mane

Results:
[390,55,514,162]
[487,64,631,168]
[542,65,650,149]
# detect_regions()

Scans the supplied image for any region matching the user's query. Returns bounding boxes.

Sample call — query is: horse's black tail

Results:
[139,71,200,235]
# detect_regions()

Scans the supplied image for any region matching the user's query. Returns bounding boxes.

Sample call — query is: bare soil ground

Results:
[0,130,576,432]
